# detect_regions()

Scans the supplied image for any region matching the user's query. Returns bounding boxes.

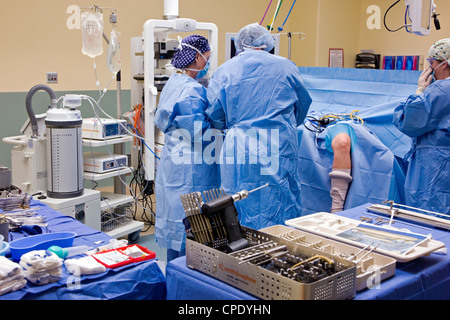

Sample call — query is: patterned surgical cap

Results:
[171,35,210,69]
[428,38,450,63]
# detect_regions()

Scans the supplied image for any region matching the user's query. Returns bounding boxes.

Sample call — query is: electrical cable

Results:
[260,0,274,25]
[80,95,156,231]
[302,111,364,133]
[82,95,160,159]
[267,0,283,31]
[383,0,411,33]
[277,0,296,32]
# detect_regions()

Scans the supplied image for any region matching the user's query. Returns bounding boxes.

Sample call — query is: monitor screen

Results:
[225,33,280,60]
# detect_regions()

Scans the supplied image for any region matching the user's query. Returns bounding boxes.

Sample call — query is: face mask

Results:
[430,60,447,82]
[196,60,210,79]
[183,51,210,79]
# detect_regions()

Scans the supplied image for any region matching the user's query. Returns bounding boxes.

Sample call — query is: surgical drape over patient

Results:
[206,48,311,230]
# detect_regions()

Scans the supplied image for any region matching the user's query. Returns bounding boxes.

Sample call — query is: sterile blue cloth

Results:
[298,67,420,161]
[393,79,450,215]
[0,200,166,300]
[165,204,450,300]
[154,73,219,253]
[206,49,312,230]
[295,67,431,215]
[342,204,450,300]
[166,256,257,300]
[298,121,405,215]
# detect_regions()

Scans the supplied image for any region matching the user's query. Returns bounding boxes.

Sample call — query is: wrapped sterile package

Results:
[19,250,63,285]
[0,256,26,296]
[65,255,106,276]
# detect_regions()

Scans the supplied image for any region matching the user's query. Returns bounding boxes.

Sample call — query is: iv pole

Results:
[277,32,306,60]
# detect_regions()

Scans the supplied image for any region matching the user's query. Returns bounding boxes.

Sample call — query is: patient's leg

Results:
[329,133,352,213]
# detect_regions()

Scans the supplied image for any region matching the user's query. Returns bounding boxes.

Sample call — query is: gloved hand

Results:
[416,67,433,94]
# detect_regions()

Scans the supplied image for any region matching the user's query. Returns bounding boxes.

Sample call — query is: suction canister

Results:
[25,86,84,199]
[45,105,84,198]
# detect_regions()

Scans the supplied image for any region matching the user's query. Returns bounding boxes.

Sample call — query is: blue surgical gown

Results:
[393,79,450,215]
[206,49,312,229]
[154,73,219,252]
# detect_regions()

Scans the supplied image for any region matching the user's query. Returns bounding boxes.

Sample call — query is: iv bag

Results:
[81,11,104,58]
[107,29,123,74]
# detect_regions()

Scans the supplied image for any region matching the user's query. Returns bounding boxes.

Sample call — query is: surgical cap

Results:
[171,35,211,69]
[428,38,450,63]
[234,23,275,54]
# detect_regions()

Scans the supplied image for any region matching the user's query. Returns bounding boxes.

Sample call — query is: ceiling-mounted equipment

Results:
[384,0,440,36]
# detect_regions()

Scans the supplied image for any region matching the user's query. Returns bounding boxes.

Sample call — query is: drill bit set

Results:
[181,185,268,253]
[180,189,229,250]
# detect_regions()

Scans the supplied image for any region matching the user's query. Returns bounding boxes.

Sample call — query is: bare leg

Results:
[329,133,352,213]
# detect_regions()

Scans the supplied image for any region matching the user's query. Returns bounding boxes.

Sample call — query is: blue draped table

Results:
[166,204,450,300]
[0,199,166,300]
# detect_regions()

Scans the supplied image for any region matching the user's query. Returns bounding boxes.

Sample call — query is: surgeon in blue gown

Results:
[206,23,312,229]
[154,35,219,261]
[393,38,450,215]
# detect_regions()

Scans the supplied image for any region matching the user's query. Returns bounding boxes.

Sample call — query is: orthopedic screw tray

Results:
[181,189,357,300]
[186,227,357,300]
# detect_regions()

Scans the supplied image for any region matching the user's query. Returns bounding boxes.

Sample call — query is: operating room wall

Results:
[1,0,449,168]
[358,0,449,68]
[0,0,269,168]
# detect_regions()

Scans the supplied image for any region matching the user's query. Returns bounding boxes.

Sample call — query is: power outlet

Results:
[47,72,58,84]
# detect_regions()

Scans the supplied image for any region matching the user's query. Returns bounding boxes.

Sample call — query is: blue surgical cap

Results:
[171,35,211,69]
[234,23,275,54]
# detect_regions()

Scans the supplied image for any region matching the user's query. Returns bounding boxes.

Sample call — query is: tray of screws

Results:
[186,226,357,300]
[261,225,396,291]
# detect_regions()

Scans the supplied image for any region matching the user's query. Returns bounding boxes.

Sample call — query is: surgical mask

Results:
[173,38,211,78]
[429,60,447,82]
[195,60,210,79]
[182,50,211,79]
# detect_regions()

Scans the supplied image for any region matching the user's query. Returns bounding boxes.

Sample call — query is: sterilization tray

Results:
[285,212,446,263]
[186,226,357,300]
[260,225,396,291]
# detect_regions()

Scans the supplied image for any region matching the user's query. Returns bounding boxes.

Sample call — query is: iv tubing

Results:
[278,0,296,32]
[268,0,283,31]
[260,0,273,25]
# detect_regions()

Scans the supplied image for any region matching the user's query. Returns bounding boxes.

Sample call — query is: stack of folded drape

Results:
[19,250,63,285]
[0,256,27,295]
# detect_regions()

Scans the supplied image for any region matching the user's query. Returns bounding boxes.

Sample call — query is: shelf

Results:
[82,135,132,147]
[84,167,133,181]
[100,191,134,211]
[106,219,144,239]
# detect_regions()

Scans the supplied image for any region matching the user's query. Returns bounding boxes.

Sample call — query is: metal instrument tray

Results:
[261,225,396,291]
[186,226,357,300]
[286,212,446,263]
